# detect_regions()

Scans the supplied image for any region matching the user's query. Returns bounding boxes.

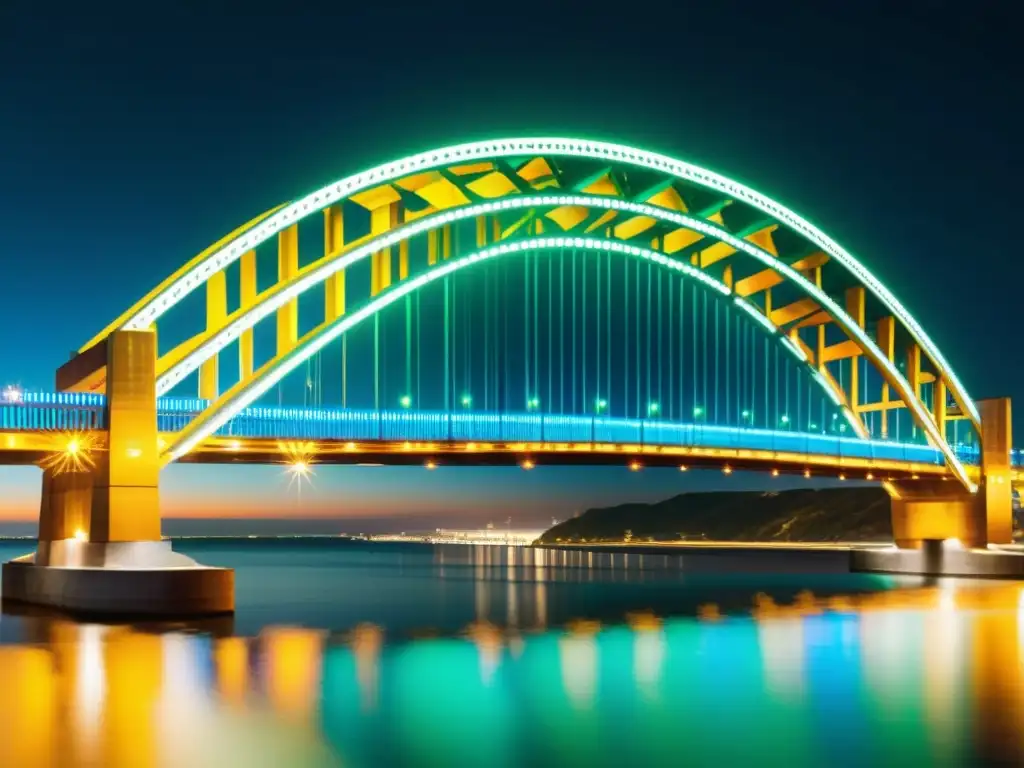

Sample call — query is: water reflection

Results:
[7,542,1024,765]
[5,582,1024,765]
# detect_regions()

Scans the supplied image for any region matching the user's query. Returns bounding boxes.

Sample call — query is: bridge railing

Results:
[4,392,1015,468]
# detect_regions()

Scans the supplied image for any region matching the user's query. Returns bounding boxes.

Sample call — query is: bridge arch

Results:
[147,192,968,487]
[159,234,974,490]
[78,138,978,437]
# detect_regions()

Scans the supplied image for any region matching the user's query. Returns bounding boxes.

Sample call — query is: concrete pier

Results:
[3,329,234,616]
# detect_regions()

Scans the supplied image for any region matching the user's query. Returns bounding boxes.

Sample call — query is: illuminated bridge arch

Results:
[65,138,978,489]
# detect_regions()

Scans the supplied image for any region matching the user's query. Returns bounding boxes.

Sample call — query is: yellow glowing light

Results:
[678,465,687,472]
[521,459,535,470]
[228,440,241,451]
[771,468,779,477]
[629,460,642,471]
[911,474,919,480]
[803,469,811,478]
[42,431,99,476]
[425,459,437,470]
[74,529,87,542]
[402,441,412,451]
[466,443,477,451]
[126,447,142,459]
[839,473,847,481]
[723,465,733,475]
[866,472,874,480]
[345,442,356,451]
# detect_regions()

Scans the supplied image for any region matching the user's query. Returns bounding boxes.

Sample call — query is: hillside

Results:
[538,487,893,544]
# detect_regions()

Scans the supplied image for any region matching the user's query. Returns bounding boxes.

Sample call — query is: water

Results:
[1,539,1023,766]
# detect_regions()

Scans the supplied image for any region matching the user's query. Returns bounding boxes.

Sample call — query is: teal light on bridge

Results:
[527,397,540,411]
[780,414,790,426]
[693,406,705,419]
[648,402,660,416]
[461,394,472,408]
[400,395,412,409]
[595,398,607,413]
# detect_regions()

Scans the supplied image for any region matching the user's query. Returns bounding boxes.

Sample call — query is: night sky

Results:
[0,1,1017,530]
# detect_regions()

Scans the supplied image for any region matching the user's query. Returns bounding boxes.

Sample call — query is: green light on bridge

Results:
[461,394,472,408]
[527,397,540,410]
[693,406,704,419]
[400,395,412,409]
[648,402,660,416]
[595,398,608,413]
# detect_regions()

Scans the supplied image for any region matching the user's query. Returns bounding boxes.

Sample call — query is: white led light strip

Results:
[162,234,972,492]
[155,192,972,490]
[163,236,731,463]
[122,137,977,430]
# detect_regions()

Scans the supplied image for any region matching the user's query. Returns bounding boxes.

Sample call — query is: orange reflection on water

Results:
[260,627,325,725]
[0,646,55,767]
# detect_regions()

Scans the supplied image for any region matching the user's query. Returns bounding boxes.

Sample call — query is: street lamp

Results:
[527,397,540,411]
[741,409,751,421]
[2,386,22,404]
[399,395,412,409]
[693,406,704,421]
[780,414,790,427]
[461,394,472,409]
[594,398,607,413]
[647,402,660,416]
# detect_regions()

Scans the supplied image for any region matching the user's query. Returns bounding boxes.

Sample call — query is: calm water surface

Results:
[1,539,1023,766]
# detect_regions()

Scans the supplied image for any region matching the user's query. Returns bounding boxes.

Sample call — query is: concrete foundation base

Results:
[852,539,1024,578]
[1,540,234,616]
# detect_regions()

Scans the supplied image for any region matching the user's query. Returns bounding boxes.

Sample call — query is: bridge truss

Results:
[59,138,981,489]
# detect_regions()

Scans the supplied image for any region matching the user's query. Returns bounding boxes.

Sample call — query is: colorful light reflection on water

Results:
[1,546,1024,765]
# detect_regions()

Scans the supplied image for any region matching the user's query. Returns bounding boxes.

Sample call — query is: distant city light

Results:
[693,406,704,418]
[722,465,733,475]
[461,394,472,408]
[678,465,688,472]
[741,409,751,420]
[521,459,535,470]
[629,460,642,471]
[594,398,608,413]
[425,460,437,470]
[2,386,22,403]
[780,414,790,425]
[647,402,660,416]
[527,397,540,410]
[400,395,412,408]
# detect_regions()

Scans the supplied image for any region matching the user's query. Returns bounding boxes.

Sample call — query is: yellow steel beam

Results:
[276,225,299,354]
[199,271,226,399]
[324,206,345,321]
[769,298,819,327]
[877,316,895,435]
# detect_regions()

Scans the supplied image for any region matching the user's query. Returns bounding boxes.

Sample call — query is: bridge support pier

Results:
[2,330,234,616]
[853,397,1022,576]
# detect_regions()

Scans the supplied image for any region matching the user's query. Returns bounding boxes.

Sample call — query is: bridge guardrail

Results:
[5,393,1010,468]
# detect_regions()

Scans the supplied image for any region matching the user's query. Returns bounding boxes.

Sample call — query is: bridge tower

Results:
[887,397,1013,550]
[1,330,233,615]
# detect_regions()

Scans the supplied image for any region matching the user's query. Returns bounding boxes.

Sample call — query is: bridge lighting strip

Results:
[780,336,808,363]
[164,236,733,462]
[155,192,972,490]
[121,137,977,430]
[733,297,778,335]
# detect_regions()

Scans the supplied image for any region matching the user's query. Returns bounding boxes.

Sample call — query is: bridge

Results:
[1,136,1017,614]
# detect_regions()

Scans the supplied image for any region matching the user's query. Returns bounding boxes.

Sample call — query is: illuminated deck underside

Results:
[0,430,996,484]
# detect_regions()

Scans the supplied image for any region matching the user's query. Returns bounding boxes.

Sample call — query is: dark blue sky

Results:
[0,0,1017,525]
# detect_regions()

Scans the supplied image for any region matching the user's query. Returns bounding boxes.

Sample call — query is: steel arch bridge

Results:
[20,136,1016,550]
